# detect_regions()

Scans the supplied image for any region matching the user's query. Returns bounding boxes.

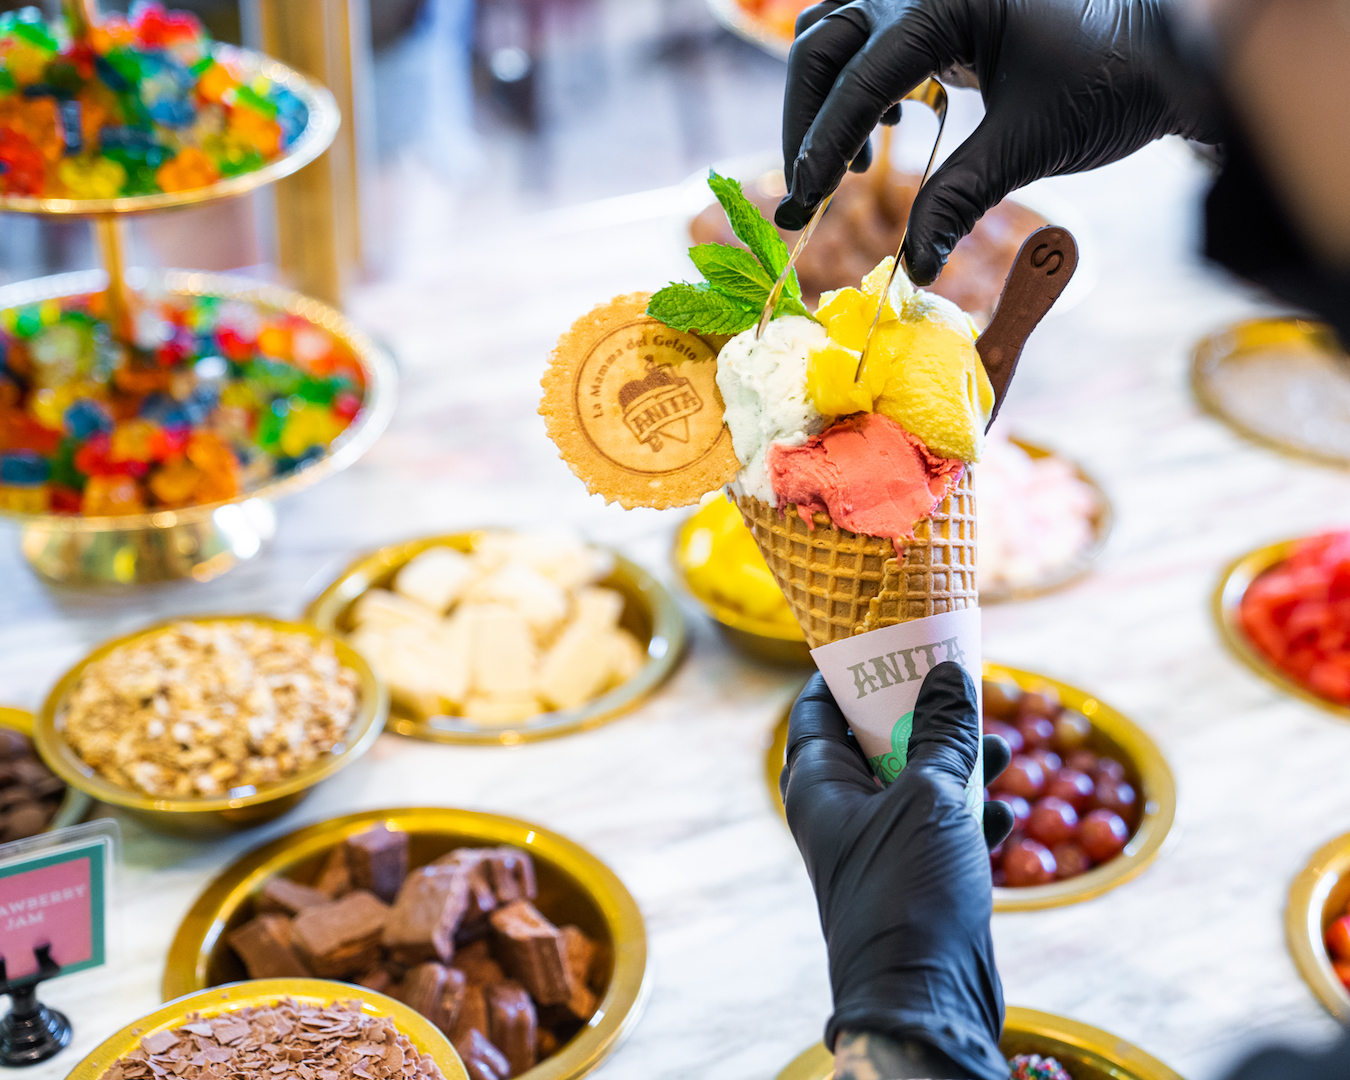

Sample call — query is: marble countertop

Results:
[5,136,1350,1080]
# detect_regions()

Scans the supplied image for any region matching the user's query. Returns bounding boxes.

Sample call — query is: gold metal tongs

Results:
[755,78,950,344]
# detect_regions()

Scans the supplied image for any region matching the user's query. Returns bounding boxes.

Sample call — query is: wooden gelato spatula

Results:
[978,225,1078,430]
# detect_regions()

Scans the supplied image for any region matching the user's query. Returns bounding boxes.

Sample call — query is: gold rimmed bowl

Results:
[765,663,1176,911]
[0,43,338,217]
[0,705,92,833]
[65,978,467,1080]
[0,269,397,586]
[979,438,1114,605]
[1214,537,1350,720]
[776,1006,1184,1080]
[163,807,650,1080]
[1287,829,1350,1021]
[1193,317,1350,469]
[305,532,686,745]
[35,615,387,837]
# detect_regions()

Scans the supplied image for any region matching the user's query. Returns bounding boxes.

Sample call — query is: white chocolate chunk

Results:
[394,546,476,613]
[538,624,614,710]
[464,564,568,639]
[572,586,625,632]
[608,628,646,683]
[470,605,538,696]
[350,588,440,632]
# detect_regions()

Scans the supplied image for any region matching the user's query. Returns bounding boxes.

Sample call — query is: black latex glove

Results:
[781,663,1014,1080]
[775,0,1222,285]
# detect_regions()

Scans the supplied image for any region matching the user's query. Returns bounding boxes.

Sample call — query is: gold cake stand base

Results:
[19,499,277,587]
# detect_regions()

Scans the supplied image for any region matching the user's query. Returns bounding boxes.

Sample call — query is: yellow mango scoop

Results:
[808,257,994,462]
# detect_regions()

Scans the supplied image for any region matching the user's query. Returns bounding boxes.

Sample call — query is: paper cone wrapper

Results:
[737,470,983,811]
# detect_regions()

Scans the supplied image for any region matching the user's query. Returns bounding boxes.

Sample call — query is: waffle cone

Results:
[736,470,977,649]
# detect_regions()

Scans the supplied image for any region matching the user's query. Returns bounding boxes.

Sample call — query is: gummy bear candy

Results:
[80,473,143,515]
[155,145,218,192]
[0,128,46,195]
[58,155,127,199]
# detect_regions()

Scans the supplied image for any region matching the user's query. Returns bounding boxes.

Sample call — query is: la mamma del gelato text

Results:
[649,172,992,546]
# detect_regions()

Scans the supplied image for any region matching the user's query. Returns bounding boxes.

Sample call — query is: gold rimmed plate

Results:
[1193,317,1350,469]
[305,533,686,745]
[0,705,92,833]
[1287,829,1350,1021]
[1214,537,1350,720]
[65,978,467,1080]
[35,615,388,837]
[0,269,397,586]
[163,808,650,1080]
[777,1006,1184,1080]
[765,663,1176,911]
[0,44,339,217]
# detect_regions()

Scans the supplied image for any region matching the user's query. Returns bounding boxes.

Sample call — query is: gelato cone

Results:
[736,468,977,649]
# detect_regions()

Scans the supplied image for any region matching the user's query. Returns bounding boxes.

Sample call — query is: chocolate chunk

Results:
[536,1028,559,1058]
[482,849,536,904]
[257,876,330,917]
[397,962,451,1028]
[454,1028,510,1080]
[383,864,470,965]
[559,925,599,1020]
[452,938,506,987]
[290,890,389,977]
[451,984,489,1044]
[344,823,409,904]
[3,802,50,841]
[313,844,353,898]
[0,729,31,760]
[432,850,498,922]
[490,900,570,1005]
[487,980,537,1077]
[439,966,468,1035]
[355,964,396,995]
[226,914,311,979]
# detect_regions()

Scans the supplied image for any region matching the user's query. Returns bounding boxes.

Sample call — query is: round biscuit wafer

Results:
[540,292,739,509]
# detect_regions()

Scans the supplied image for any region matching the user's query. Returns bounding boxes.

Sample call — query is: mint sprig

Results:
[648,171,812,336]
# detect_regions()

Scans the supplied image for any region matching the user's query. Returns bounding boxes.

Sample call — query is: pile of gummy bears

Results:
[0,290,366,516]
[0,2,309,199]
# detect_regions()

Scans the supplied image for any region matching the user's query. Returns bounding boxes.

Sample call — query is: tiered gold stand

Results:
[0,3,395,586]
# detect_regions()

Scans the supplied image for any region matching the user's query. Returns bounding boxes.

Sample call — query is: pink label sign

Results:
[0,855,94,979]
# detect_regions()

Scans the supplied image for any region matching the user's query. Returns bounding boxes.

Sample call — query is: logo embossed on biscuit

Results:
[618,358,703,453]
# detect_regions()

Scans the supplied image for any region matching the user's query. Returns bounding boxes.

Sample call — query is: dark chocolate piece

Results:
[559,925,599,1020]
[452,938,507,987]
[344,823,409,904]
[433,850,499,922]
[454,1029,510,1080]
[398,962,451,1028]
[355,965,396,995]
[535,1028,559,1058]
[226,913,311,979]
[290,889,389,977]
[384,864,470,965]
[313,845,352,898]
[977,225,1078,429]
[483,849,536,904]
[451,984,491,1046]
[257,876,330,917]
[439,966,468,1035]
[487,980,537,1077]
[490,899,570,1005]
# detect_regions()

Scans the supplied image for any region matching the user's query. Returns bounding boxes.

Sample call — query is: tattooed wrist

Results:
[833,1030,970,1080]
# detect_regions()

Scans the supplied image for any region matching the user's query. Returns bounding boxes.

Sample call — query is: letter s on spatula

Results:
[978,225,1078,431]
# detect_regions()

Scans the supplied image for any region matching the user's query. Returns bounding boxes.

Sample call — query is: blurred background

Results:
[0,0,799,290]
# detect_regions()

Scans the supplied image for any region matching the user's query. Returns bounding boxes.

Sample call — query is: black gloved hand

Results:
[781,663,1014,1080]
[775,0,1222,285]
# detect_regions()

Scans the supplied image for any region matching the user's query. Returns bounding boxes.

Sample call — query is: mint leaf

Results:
[647,283,758,336]
[688,244,774,303]
[707,171,802,300]
[774,293,812,320]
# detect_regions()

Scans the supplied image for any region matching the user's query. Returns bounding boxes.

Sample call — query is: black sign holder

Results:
[0,944,71,1065]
